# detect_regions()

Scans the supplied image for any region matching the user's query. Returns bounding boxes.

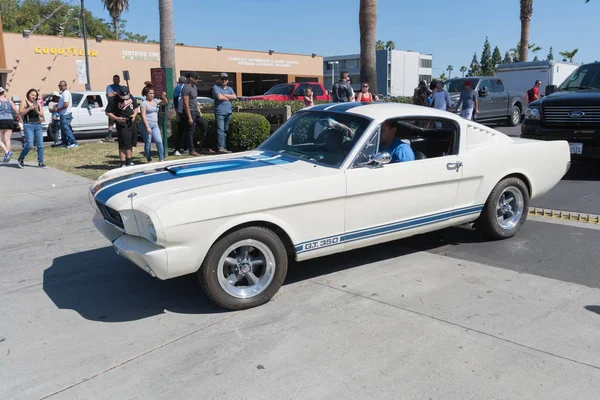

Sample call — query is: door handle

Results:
[446,161,463,171]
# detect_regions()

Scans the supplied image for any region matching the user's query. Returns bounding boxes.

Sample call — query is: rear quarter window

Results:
[310,84,324,96]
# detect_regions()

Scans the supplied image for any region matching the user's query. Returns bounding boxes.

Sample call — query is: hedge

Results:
[170,112,270,152]
[230,99,330,124]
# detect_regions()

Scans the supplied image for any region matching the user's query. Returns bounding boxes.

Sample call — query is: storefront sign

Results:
[34,47,98,57]
[227,56,299,68]
[122,50,160,61]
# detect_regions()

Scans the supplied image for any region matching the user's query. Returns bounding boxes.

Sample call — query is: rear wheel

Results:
[508,105,521,126]
[477,177,529,239]
[197,227,288,310]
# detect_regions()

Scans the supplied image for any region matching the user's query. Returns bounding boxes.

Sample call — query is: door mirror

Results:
[545,85,557,96]
[478,89,488,97]
[371,152,392,165]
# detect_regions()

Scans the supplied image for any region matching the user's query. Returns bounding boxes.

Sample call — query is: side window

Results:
[352,127,380,168]
[310,84,325,96]
[492,79,505,92]
[294,84,310,96]
[394,118,459,159]
[81,95,103,109]
[479,80,490,92]
[71,93,83,107]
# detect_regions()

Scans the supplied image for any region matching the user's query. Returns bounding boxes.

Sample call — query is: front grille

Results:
[542,105,600,126]
[96,201,124,229]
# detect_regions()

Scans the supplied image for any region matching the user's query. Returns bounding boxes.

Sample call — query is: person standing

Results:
[172,75,187,155]
[454,81,479,120]
[331,71,353,102]
[105,86,139,167]
[432,80,451,111]
[303,87,314,107]
[413,80,429,106]
[181,72,203,156]
[52,80,78,148]
[105,74,121,142]
[355,82,379,102]
[527,80,542,103]
[0,87,18,163]
[17,89,46,168]
[140,87,168,162]
[212,72,236,153]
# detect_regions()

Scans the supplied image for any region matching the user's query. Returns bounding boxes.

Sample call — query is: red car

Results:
[244,82,330,102]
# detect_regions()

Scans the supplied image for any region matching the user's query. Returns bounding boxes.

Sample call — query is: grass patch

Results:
[11,141,194,180]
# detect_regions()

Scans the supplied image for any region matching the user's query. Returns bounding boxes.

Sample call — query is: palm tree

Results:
[385,40,395,50]
[459,66,467,77]
[159,0,176,88]
[447,65,453,78]
[519,0,533,62]
[102,0,129,41]
[376,40,385,50]
[559,49,579,62]
[510,43,541,62]
[359,0,378,94]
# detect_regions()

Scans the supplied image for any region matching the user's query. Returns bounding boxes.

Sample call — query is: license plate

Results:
[569,142,583,155]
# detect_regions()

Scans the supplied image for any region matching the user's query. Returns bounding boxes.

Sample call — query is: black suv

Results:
[521,61,600,160]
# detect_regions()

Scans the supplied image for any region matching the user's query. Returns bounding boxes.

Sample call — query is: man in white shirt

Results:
[52,80,78,148]
[432,80,451,111]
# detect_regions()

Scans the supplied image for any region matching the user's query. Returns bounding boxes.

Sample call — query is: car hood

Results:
[541,89,600,106]
[91,151,314,211]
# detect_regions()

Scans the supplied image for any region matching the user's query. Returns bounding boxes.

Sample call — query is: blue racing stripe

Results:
[294,205,483,254]
[94,153,292,204]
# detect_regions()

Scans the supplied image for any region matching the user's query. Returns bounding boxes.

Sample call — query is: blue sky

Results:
[85,0,598,78]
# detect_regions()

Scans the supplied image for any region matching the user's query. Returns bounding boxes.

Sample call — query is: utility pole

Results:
[81,0,91,90]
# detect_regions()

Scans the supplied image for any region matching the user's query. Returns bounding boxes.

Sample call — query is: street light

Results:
[327,61,338,87]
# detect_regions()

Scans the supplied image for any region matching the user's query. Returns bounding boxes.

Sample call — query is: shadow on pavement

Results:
[43,226,482,322]
[43,247,225,322]
[584,306,600,315]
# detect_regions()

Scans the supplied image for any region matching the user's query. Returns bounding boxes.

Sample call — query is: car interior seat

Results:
[324,128,345,152]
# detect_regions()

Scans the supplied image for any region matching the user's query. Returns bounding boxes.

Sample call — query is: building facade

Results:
[0,30,323,101]
[323,50,432,97]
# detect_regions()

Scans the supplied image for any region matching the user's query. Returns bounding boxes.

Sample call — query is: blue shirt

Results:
[212,84,235,115]
[173,83,183,111]
[106,84,120,94]
[383,138,415,163]
[459,89,477,110]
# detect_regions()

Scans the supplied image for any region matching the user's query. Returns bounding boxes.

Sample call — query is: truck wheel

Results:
[197,226,288,311]
[508,105,521,126]
[477,177,529,239]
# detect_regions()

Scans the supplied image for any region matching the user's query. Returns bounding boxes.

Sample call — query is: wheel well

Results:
[513,102,522,112]
[216,221,296,257]
[502,173,532,198]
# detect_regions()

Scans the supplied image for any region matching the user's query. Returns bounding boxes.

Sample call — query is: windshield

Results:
[258,111,373,168]
[558,63,600,90]
[444,79,479,93]
[264,84,294,95]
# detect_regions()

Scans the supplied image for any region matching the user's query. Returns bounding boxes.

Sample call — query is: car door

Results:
[68,93,84,133]
[343,119,464,252]
[78,94,106,131]
[491,79,509,119]
[476,79,493,120]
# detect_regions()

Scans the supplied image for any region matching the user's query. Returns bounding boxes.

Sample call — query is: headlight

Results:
[134,211,157,243]
[525,107,540,120]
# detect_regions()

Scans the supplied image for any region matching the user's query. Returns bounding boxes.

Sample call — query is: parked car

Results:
[243,82,330,102]
[444,77,526,126]
[90,102,569,311]
[521,61,600,161]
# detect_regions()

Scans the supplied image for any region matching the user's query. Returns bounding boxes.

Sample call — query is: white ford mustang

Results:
[90,102,570,310]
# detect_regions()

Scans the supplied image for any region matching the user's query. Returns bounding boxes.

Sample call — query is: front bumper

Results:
[521,121,600,160]
[93,211,168,280]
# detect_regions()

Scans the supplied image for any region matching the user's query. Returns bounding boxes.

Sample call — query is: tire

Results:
[508,105,521,126]
[197,226,288,310]
[477,177,529,239]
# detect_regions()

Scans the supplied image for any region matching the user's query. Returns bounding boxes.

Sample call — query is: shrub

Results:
[170,112,271,152]
[230,99,330,124]
[379,96,413,104]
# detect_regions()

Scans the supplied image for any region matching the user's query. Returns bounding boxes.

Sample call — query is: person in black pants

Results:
[180,72,208,156]
[105,86,139,167]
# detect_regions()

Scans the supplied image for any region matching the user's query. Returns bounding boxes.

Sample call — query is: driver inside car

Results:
[379,120,415,163]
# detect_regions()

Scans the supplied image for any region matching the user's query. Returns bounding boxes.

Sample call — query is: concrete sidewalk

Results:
[1,166,599,400]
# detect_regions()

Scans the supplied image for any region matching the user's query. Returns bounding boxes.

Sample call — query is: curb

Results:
[528,207,600,225]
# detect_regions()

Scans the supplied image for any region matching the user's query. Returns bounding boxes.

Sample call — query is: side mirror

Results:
[371,152,392,165]
[478,89,488,97]
[545,85,557,96]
